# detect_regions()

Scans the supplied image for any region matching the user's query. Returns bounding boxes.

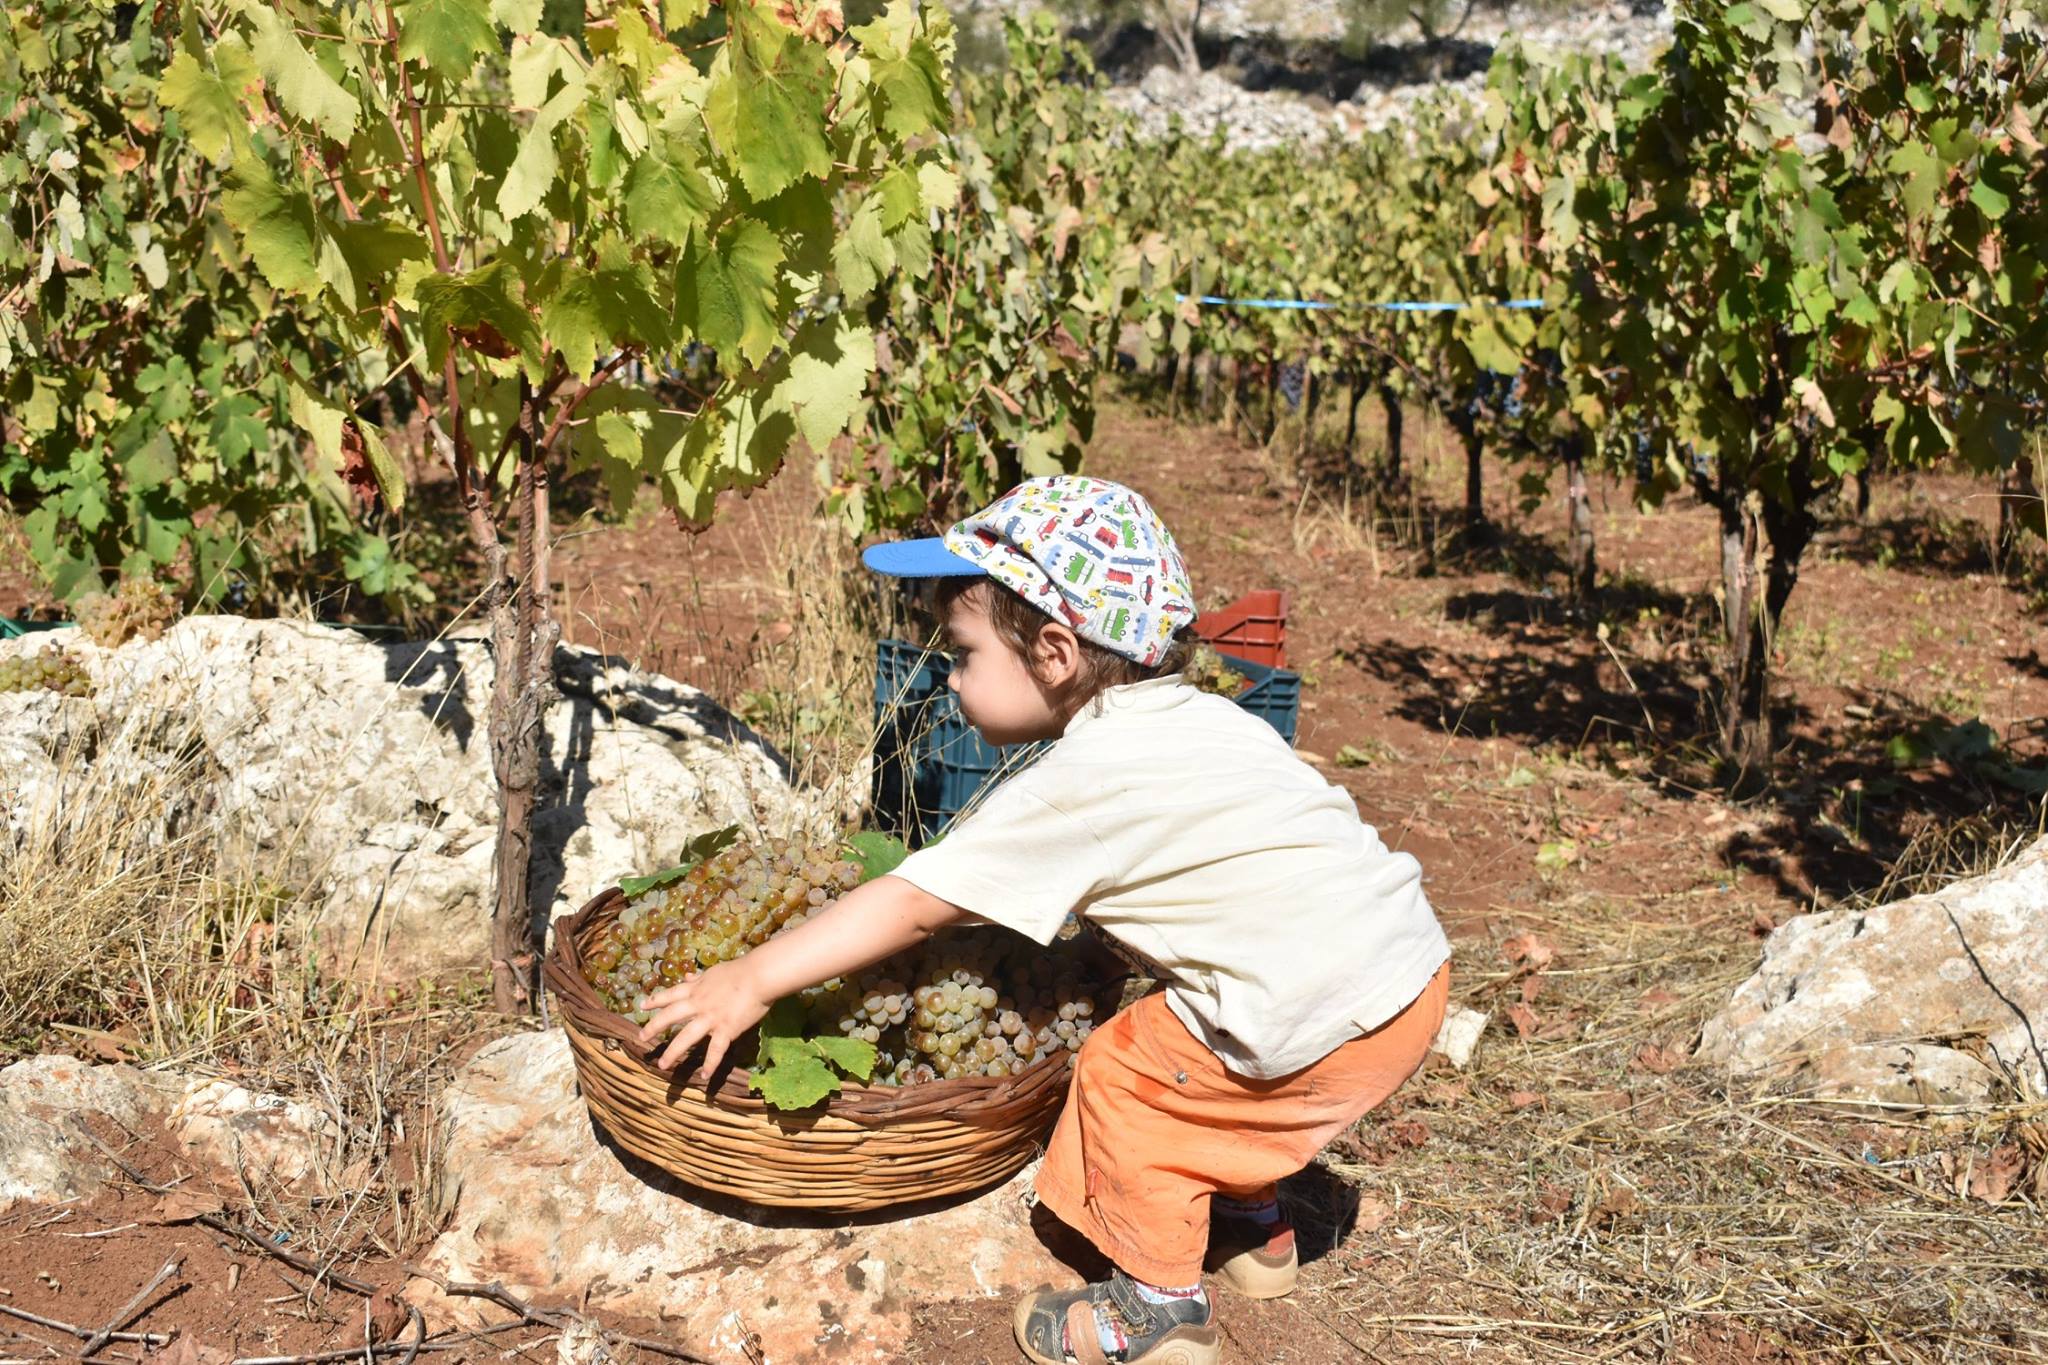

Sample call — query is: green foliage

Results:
[830,17,1167,533]
[748,996,878,1109]
[0,1,416,606]
[842,831,910,882]
[178,0,953,530]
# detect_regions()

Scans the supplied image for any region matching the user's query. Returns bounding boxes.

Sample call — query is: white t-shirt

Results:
[890,675,1450,1078]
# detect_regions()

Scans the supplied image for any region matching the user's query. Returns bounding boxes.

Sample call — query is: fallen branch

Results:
[0,1301,170,1347]
[402,1264,714,1364]
[82,1256,182,1356]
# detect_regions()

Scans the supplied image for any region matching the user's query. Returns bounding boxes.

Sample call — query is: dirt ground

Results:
[4,397,2045,1361]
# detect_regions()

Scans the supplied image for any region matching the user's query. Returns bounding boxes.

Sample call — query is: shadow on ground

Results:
[1340,580,2046,906]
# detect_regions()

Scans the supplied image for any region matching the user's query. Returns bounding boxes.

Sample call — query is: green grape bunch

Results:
[0,646,95,699]
[580,834,1110,1087]
[1183,643,1249,698]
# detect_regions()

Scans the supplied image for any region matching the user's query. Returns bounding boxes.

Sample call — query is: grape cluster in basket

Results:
[580,835,1104,1086]
[0,646,93,697]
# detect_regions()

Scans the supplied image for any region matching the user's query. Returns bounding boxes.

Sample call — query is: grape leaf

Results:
[810,1033,878,1081]
[491,0,544,34]
[851,10,947,140]
[331,219,431,306]
[748,1006,878,1109]
[679,220,784,364]
[222,167,323,294]
[248,9,358,142]
[353,422,408,514]
[842,831,909,882]
[750,1039,841,1109]
[397,0,499,78]
[917,160,960,213]
[540,257,670,376]
[785,321,876,449]
[498,79,585,221]
[618,824,741,898]
[624,135,719,247]
[416,259,547,382]
[874,164,922,231]
[832,192,895,298]
[704,0,833,201]
[160,38,257,165]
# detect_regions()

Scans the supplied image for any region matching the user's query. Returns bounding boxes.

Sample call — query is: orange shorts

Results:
[1035,962,1450,1286]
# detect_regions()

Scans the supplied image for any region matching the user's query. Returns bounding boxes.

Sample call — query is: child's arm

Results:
[635,875,967,1080]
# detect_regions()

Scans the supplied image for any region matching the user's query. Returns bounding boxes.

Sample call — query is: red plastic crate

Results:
[1193,590,1289,668]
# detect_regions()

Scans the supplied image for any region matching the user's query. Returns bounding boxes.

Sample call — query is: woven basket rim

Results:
[541,883,1117,1124]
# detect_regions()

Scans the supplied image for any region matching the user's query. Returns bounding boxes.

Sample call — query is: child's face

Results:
[942,588,1069,746]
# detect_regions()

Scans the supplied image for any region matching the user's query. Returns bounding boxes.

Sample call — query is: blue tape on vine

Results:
[1177,295,1545,312]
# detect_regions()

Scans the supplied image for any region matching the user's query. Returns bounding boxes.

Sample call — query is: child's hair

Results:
[937,577,1193,712]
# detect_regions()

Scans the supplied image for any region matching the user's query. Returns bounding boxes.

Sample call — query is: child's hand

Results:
[636,959,774,1082]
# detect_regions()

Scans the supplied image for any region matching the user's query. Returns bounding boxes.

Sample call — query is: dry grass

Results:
[1286,853,2048,1362]
[0,653,497,1266]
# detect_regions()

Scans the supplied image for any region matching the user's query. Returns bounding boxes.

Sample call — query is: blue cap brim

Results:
[861,538,986,578]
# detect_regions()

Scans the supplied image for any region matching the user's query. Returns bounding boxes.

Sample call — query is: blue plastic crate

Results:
[871,638,1301,845]
[1230,653,1302,746]
[0,618,71,640]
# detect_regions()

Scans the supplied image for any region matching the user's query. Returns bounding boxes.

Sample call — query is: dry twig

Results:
[0,1301,169,1348]
[81,1256,182,1356]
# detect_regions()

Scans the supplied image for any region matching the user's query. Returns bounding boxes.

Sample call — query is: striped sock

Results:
[1131,1278,1208,1308]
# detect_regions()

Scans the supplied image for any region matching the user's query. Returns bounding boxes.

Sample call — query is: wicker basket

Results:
[542,887,1112,1212]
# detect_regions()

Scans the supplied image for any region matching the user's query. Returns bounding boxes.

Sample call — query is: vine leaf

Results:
[749,998,877,1109]
[706,0,834,201]
[624,135,719,247]
[416,260,547,382]
[618,825,742,899]
[853,7,948,139]
[680,220,785,364]
[397,0,500,77]
[160,40,257,165]
[842,831,909,882]
[247,9,357,142]
[221,167,323,294]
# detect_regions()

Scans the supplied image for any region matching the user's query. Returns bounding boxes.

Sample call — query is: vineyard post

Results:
[1380,384,1403,483]
[1561,431,1594,601]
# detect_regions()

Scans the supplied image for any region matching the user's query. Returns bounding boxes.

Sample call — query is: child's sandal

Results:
[1011,1270,1220,1365]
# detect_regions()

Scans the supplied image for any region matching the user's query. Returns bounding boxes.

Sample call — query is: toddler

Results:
[641,476,1450,1365]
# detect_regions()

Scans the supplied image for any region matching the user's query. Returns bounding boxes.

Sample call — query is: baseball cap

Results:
[861,476,1197,667]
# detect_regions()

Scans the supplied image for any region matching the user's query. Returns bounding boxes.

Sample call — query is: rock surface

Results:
[411,1031,1080,1363]
[1432,1006,1488,1070]
[1036,0,1676,151]
[0,1054,335,1208]
[0,618,822,979]
[1697,835,2048,1107]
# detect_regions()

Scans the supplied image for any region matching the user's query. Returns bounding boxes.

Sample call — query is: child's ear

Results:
[1031,622,1082,688]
